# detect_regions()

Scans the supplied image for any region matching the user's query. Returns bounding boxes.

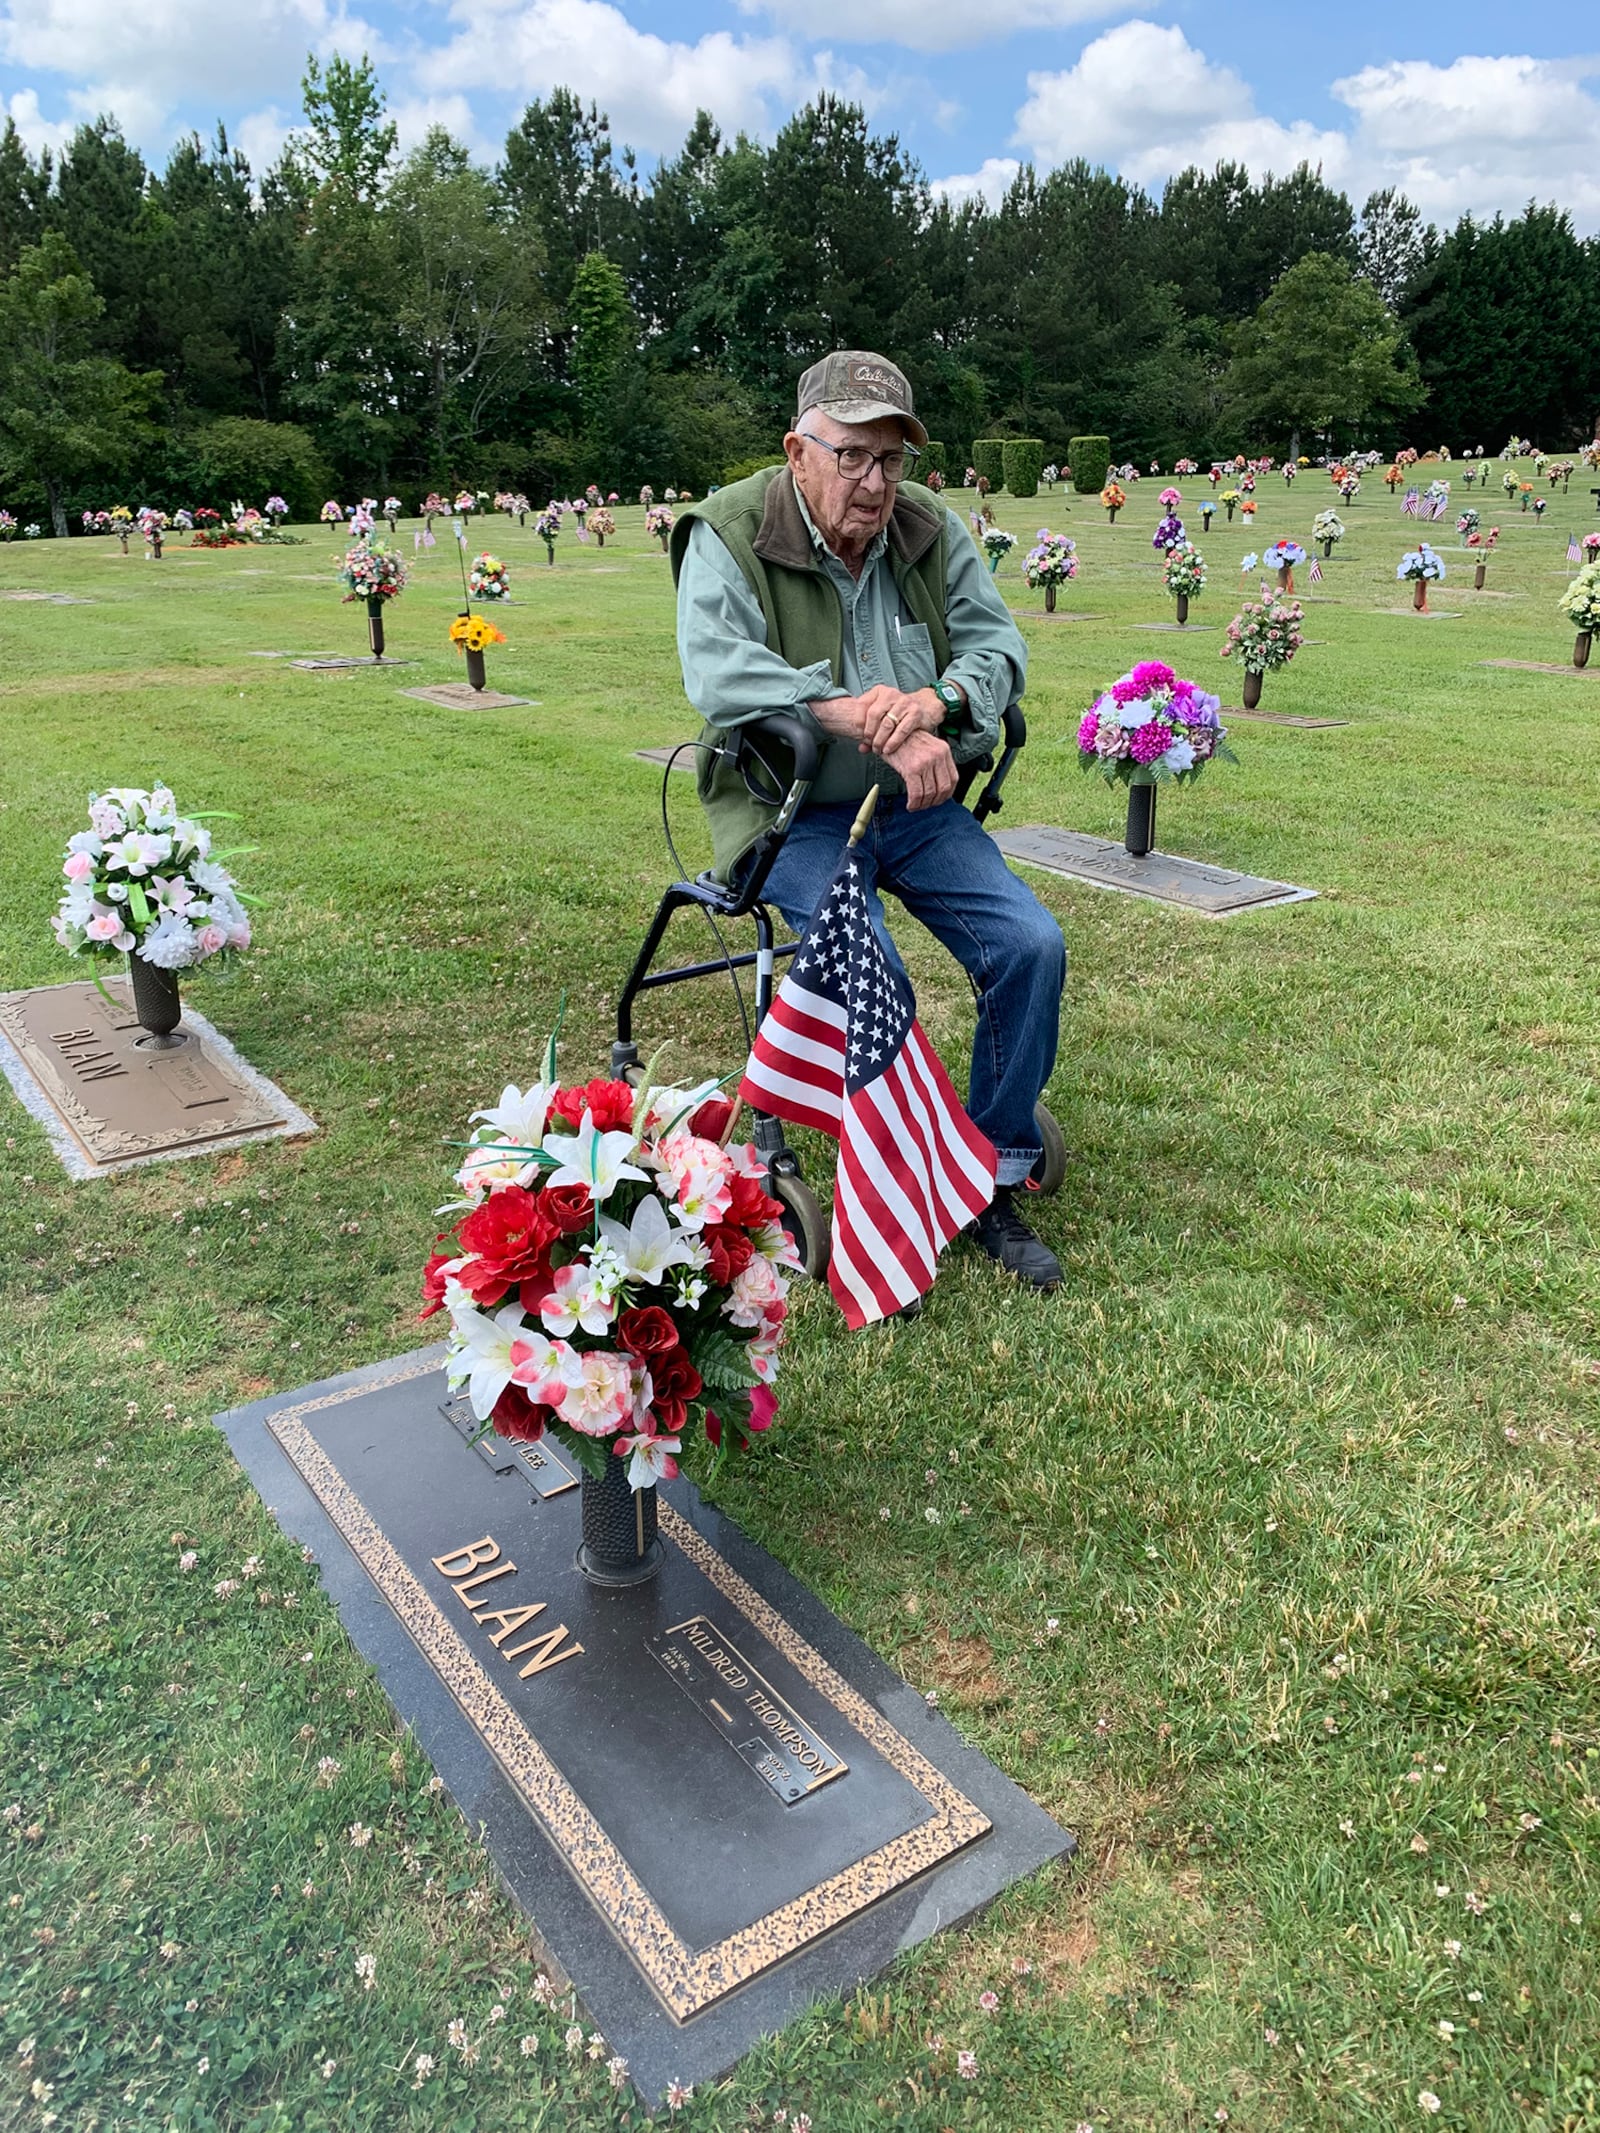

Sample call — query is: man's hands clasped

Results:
[810,684,959,812]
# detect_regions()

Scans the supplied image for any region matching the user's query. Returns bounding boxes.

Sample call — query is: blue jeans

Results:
[755,797,1066,1185]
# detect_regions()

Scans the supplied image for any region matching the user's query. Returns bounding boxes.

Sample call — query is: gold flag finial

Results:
[848,785,880,848]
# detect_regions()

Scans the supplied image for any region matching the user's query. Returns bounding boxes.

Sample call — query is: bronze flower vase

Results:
[1321,538,1334,558]
[1277,565,1294,595]
[1575,631,1592,670]
[1175,593,1189,624]
[128,955,183,1049]
[366,597,386,657]
[1044,582,1057,613]
[465,647,487,691]
[578,1454,663,1588]
[1474,562,1487,590]
[1242,669,1264,710]
[1124,780,1156,858]
[1107,506,1119,524]
[1413,578,1429,613]
[1225,502,1235,521]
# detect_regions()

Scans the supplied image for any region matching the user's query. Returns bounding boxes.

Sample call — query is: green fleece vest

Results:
[670,465,952,881]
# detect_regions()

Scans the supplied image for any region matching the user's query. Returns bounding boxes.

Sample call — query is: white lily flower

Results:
[597,1192,700,1285]
[543,1109,646,1206]
[444,1300,530,1419]
[471,1081,555,1148]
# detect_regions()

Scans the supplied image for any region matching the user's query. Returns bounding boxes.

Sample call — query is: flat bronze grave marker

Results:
[1,589,93,604]
[1014,609,1107,622]
[0,978,316,1178]
[634,744,697,771]
[402,683,538,710]
[1479,660,1596,675]
[996,825,1316,916]
[292,655,419,671]
[219,1350,1072,2107]
[1223,707,1348,728]
[1130,622,1216,633]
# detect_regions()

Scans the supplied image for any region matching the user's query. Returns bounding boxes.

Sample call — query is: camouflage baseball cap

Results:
[795,350,928,447]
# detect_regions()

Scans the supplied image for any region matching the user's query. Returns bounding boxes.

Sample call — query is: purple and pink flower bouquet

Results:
[1020,529,1078,591]
[424,1056,794,1489]
[52,785,253,970]
[1077,661,1233,787]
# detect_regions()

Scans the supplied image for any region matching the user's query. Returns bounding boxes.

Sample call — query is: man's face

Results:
[785,410,908,554]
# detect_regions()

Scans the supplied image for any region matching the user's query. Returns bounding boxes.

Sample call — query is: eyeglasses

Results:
[799,433,920,484]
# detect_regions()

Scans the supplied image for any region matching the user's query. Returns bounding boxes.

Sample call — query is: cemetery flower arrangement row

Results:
[1163,542,1205,597]
[1021,530,1077,590]
[52,786,253,968]
[1076,660,1232,786]
[426,1069,795,1488]
[338,541,408,602]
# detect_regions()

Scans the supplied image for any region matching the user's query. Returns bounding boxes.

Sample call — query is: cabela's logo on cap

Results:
[848,360,906,403]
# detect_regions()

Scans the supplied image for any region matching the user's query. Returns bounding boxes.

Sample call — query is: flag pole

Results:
[849,785,880,848]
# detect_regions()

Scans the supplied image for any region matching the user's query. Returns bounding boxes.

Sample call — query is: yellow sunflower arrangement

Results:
[449,613,507,655]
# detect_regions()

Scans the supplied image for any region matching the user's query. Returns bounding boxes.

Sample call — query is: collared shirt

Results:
[676,487,1027,805]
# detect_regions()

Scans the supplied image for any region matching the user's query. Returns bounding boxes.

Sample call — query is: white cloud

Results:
[739,0,1133,56]
[1332,54,1600,226]
[992,23,1600,232]
[235,105,294,178]
[1012,21,1348,188]
[389,92,498,163]
[931,156,1020,209]
[4,87,76,158]
[0,0,383,143]
[420,0,846,155]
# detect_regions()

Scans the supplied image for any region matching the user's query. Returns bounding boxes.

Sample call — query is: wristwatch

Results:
[932,680,966,739]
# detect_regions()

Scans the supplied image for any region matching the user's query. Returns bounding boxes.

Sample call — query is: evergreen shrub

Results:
[1002,439,1045,498]
[1069,435,1112,494]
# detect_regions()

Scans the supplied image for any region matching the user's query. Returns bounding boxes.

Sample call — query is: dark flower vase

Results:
[1575,632,1592,670]
[366,597,385,657]
[578,1455,663,1587]
[129,955,183,1048]
[1474,563,1487,590]
[1044,583,1057,613]
[1242,669,1264,710]
[465,647,487,691]
[1124,781,1156,858]
[1175,593,1189,624]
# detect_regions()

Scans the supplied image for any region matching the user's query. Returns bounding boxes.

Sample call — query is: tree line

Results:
[0,55,1596,530]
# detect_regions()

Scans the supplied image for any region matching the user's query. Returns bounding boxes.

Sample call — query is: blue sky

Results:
[3,0,1597,230]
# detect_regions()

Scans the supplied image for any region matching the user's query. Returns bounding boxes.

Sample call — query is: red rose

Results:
[704,1408,722,1449]
[549,1078,635,1134]
[458,1187,557,1273]
[617,1305,679,1357]
[728,1172,784,1230]
[651,1345,702,1405]
[703,1223,754,1285]
[541,1184,594,1234]
[454,1256,516,1308]
[687,1096,735,1142]
[652,1395,689,1437]
[419,1250,453,1319]
[491,1385,550,1444]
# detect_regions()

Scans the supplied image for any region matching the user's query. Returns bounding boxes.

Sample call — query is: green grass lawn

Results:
[2,466,1598,2132]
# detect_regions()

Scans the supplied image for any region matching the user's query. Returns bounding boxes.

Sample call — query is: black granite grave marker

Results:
[218,1349,1073,2106]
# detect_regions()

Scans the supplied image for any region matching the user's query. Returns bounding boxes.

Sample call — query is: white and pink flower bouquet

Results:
[52,785,253,970]
[424,1060,794,1489]
[266,495,289,521]
[645,505,675,549]
[1077,661,1232,787]
[1221,597,1305,674]
[469,551,510,600]
[1162,540,1206,599]
[319,499,343,524]
[338,540,407,603]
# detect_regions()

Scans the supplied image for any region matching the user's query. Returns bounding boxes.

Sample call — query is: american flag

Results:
[1308,556,1323,584]
[1402,488,1419,517]
[1569,533,1583,563]
[739,842,997,1326]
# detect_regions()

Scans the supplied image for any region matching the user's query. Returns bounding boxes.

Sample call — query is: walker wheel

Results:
[770,1170,830,1281]
[1029,1101,1068,1195]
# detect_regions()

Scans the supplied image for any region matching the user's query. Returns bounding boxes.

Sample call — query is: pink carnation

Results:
[1076,711,1100,751]
[1129,660,1175,693]
[1129,721,1171,764]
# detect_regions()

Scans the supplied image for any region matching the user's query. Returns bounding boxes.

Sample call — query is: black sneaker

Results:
[967,1187,1062,1292]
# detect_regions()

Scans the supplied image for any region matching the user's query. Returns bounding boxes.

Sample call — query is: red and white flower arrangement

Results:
[424,1059,795,1489]
[338,540,408,602]
[469,551,510,600]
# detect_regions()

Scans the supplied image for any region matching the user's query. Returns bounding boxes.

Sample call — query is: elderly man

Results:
[669,351,1065,1292]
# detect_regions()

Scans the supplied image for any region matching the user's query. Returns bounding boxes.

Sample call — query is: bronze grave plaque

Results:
[0,978,316,1177]
[650,1614,848,1804]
